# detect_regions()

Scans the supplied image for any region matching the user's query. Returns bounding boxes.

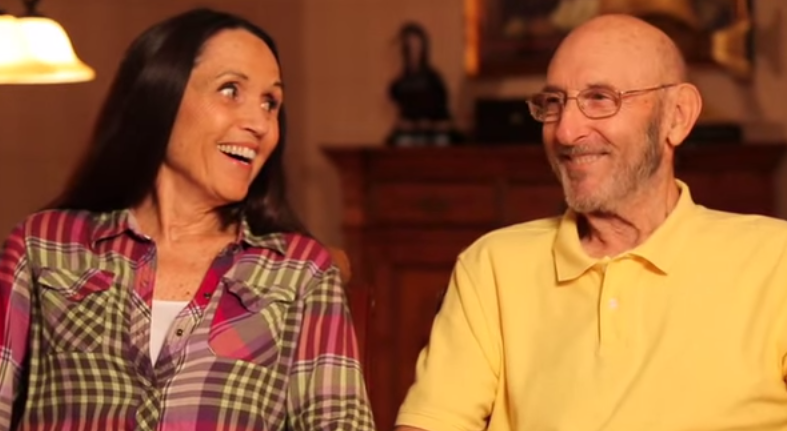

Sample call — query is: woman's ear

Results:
[665,83,703,148]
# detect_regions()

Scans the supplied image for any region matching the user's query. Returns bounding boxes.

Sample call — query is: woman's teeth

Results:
[218,144,257,162]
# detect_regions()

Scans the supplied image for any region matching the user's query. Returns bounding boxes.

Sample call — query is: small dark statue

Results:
[386,22,463,147]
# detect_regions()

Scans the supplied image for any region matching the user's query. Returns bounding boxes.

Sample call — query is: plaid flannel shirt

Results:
[0,209,374,430]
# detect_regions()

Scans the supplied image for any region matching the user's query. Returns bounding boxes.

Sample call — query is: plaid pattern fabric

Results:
[0,209,375,431]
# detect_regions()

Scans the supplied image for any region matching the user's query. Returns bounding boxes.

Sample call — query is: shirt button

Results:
[609,298,619,309]
[176,329,184,337]
[203,292,212,299]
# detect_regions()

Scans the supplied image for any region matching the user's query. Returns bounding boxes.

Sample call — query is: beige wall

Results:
[1,0,787,246]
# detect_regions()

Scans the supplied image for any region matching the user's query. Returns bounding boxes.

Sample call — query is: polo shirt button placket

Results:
[599,258,623,348]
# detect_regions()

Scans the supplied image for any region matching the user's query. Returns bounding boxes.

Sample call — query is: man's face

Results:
[541,35,668,214]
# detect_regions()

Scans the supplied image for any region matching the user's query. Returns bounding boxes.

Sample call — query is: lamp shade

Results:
[0,14,36,81]
[0,14,94,84]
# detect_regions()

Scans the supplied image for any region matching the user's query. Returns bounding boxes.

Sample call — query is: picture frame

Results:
[465,0,754,80]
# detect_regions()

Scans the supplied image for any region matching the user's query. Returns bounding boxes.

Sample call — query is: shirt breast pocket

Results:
[36,267,114,353]
[208,278,296,367]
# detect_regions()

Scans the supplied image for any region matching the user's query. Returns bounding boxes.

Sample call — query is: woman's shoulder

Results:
[255,233,346,279]
[277,233,333,269]
[14,209,108,243]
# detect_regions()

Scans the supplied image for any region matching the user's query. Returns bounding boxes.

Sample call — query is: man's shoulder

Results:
[694,206,787,236]
[686,206,787,258]
[460,216,562,259]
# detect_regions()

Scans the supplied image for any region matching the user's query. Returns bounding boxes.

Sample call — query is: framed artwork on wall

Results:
[465,0,754,80]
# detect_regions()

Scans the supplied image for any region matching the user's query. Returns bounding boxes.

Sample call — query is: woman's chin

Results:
[212,187,250,208]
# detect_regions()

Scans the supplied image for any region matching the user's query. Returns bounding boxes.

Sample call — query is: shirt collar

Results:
[89,209,135,245]
[89,209,287,254]
[553,179,697,282]
[236,216,287,253]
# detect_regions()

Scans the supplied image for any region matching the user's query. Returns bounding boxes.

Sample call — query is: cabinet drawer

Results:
[371,183,497,225]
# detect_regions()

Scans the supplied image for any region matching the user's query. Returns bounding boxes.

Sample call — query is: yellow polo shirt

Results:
[396,181,787,431]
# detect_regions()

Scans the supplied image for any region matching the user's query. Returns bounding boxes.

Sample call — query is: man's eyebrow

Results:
[586,81,615,89]
[541,84,565,93]
[541,82,618,93]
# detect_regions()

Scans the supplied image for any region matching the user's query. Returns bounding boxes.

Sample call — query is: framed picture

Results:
[465,0,754,80]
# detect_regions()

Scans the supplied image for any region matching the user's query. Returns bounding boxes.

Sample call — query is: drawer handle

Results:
[415,197,449,214]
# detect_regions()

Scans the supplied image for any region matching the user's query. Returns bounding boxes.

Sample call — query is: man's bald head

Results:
[548,14,686,85]
[538,13,703,213]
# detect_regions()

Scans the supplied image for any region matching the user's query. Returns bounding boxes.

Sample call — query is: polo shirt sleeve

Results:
[396,253,501,431]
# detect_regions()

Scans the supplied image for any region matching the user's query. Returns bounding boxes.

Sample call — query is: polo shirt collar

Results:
[553,180,697,282]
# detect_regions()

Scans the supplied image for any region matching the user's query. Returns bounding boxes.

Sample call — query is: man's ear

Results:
[665,83,703,148]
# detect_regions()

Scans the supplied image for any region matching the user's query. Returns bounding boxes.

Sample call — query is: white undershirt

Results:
[150,300,188,364]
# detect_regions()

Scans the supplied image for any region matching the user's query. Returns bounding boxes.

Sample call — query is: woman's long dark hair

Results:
[52,8,307,236]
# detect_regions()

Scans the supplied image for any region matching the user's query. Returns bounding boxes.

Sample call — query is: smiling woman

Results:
[0,8,374,431]
[162,28,284,208]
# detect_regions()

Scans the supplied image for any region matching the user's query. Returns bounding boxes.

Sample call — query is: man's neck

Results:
[579,179,680,258]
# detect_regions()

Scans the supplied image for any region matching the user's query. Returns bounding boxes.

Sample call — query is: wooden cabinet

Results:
[324,144,786,430]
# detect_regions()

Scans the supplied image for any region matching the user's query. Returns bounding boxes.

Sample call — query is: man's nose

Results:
[554,97,589,145]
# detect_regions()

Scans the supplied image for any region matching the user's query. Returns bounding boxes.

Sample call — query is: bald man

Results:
[394,14,787,431]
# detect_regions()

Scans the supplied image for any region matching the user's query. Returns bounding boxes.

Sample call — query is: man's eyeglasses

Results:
[526,84,678,123]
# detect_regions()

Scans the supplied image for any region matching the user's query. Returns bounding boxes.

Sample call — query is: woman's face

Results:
[161,28,283,207]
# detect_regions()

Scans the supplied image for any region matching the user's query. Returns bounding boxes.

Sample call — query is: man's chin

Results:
[564,190,609,214]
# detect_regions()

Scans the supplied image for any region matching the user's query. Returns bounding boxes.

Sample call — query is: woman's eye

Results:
[262,98,280,112]
[219,83,238,98]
